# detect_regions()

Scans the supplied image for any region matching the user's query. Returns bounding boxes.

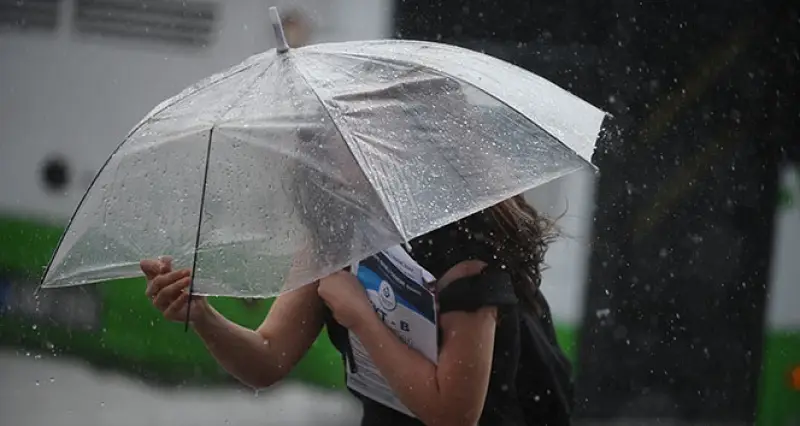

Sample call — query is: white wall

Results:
[526,169,597,325]
[0,0,393,223]
[765,165,800,329]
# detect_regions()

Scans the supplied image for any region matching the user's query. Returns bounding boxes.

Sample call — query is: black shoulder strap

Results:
[438,268,518,313]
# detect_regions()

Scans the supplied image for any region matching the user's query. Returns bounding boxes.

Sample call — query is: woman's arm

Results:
[351,306,497,426]
[192,282,326,389]
[323,260,498,426]
[143,254,327,390]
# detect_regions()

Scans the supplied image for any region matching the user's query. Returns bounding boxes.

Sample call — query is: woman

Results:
[141,195,574,425]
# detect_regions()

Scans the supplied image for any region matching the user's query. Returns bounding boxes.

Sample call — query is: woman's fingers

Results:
[146,269,190,299]
[163,291,190,319]
[141,256,201,321]
[141,256,174,280]
[140,259,162,280]
[153,276,191,310]
[159,256,173,273]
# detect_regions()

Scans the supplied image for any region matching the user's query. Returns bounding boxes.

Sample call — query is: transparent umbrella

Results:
[40,7,606,300]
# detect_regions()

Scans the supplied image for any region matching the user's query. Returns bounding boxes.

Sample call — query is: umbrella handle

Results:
[268,7,290,54]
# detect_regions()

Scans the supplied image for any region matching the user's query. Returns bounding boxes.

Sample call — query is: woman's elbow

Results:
[235,370,286,390]
[242,377,272,390]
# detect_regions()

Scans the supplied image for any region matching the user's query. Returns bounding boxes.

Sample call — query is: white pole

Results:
[268,6,289,53]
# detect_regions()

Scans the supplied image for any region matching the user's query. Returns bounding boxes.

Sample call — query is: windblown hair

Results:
[410,194,558,313]
[485,195,558,311]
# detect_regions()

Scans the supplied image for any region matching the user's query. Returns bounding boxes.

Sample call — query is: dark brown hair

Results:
[409,194,557,313]
[485,195,558,311]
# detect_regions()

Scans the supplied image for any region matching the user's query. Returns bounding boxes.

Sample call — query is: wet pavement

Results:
[0,350,362,426]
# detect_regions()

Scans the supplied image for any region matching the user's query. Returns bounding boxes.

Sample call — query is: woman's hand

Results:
[140,256,210,323]
[317,270,375,330]
[340,260,498,426]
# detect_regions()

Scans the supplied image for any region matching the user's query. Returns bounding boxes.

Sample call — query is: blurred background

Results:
[0,0,797,425]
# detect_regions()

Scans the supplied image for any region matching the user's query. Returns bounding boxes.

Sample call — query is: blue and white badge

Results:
[346,245,436,417]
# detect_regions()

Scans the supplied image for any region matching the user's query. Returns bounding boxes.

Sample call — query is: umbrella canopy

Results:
[40,9,605,298]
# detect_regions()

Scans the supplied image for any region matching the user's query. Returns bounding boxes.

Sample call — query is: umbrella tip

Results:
[268,6,290,54]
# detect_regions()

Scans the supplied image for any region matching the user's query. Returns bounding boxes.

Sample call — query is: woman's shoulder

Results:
[437,265,518,314]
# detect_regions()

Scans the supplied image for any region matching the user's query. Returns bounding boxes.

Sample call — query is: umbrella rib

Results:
[290,62,409,242]
[185,127,214,330]
[184,61,276,327]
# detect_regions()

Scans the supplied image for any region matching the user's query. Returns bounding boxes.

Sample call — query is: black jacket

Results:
[324,267,574,426]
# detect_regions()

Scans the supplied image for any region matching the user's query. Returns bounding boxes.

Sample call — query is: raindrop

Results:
[49,377,55,383]
[35,380,41,386]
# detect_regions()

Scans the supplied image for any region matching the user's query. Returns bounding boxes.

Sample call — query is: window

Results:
[73,0,218,47]
[0,0,61,32]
